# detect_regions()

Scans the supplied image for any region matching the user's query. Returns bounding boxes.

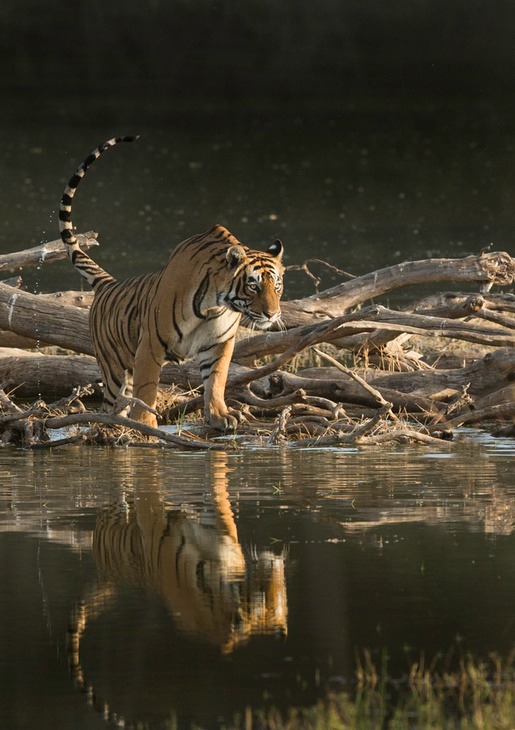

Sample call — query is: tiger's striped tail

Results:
[59,135,139,288]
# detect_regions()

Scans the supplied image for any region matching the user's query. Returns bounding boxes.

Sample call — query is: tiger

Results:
[88,491,287,652]
[67,451,288,718]
[58,136,284,430]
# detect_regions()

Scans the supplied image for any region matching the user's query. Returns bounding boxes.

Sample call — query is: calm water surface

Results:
[0,434,514,729]
[2,105,515,302]
[1,104,515,728]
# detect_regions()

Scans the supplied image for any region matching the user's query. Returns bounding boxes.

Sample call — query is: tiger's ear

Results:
[226,245,247,270]
[268,239,284,260]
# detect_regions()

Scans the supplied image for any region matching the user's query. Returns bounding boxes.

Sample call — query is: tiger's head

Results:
[224,240,284,330]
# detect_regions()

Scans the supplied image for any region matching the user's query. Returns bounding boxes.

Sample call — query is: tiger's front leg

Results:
[131,336,164,429]
[198,338,240,431]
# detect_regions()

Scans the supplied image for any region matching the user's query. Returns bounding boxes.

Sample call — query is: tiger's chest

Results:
[166,305,241,361]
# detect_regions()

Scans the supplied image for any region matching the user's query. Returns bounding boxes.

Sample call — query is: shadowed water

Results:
[0,434,514,729]
[2,106,515,305]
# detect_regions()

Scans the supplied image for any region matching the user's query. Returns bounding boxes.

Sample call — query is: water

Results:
[1,101,515,727]
[0,435,514,729]
[2,105,515,304]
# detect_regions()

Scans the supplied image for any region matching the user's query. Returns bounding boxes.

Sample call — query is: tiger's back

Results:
[59,137,284,430]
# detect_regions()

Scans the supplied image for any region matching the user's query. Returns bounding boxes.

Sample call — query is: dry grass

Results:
[224,652,515,730]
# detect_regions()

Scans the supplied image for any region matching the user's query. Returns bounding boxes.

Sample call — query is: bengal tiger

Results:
[58,136,284,430]
[67,450,288,716]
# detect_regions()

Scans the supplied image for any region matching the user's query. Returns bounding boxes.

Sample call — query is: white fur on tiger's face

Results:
[222,240,284,329]
[58,137,284,431]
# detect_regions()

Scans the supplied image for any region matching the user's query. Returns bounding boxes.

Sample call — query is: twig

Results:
[311,346,397,418]
[268,406,293,445]
[112,391,159,417]
[240,388,309,409]
[43,411,228,450]
[48,385,94,411]
[437,402,515,430]
[0,407,48,425]
[0,387,24,414]
[285,258,355,291]
[352,405,393,438]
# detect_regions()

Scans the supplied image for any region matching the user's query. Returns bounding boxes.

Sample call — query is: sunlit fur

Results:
[59,137,284,430]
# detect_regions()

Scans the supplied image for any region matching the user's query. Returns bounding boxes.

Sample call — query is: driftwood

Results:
[280,250,515,324]
[0,349,99,397]
[0,282,92,355]
[0,232,99,272]
[1,238,514,448]
[0,232,96,349]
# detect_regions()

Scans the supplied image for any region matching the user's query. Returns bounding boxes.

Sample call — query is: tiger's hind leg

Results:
[91,316,133,416]
[111,370,133,417]
[95,358,130,416]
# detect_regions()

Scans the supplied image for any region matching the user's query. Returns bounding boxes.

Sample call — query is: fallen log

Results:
[282,250,515,323]
[2,250,515,358]
[0,283,92,355]
[0,290,92,349]
[0,349,99,397]
[0,232,98,272]
[337,291,515,358]
[1,244,515,445]
[367,347,515,399]
[233,305,515,364]
[0,332,49,349]
[6,344,512,427]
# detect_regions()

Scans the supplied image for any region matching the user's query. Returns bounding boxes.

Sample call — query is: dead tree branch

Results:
[0,232,98,272]
[1,244,515,447]
[0,283,92,355]
[283,250,515,321]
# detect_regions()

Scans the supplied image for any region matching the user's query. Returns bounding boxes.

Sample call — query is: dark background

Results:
[2,0,515,119]
[2,2,515,295]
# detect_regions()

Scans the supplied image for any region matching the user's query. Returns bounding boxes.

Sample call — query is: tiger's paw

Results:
[130,406,159,430]
[207,408,243,432]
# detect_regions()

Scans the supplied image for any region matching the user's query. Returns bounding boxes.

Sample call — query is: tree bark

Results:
[0,349,99,397]
[282,250,515,323]
[0,283,92,355]
[0,232,98,272]
[1,246,515,440]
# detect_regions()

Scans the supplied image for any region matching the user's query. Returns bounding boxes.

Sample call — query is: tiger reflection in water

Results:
[68,452,287,696]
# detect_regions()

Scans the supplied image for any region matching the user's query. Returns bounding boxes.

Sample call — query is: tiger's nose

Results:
[264,308,280,320]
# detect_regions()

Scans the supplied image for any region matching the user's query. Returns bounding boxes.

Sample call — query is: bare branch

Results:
[312,346,395,413]
[283,251,515,322]
[0,232,98,271]
[285,257,355,291]
[43,412,228,450]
